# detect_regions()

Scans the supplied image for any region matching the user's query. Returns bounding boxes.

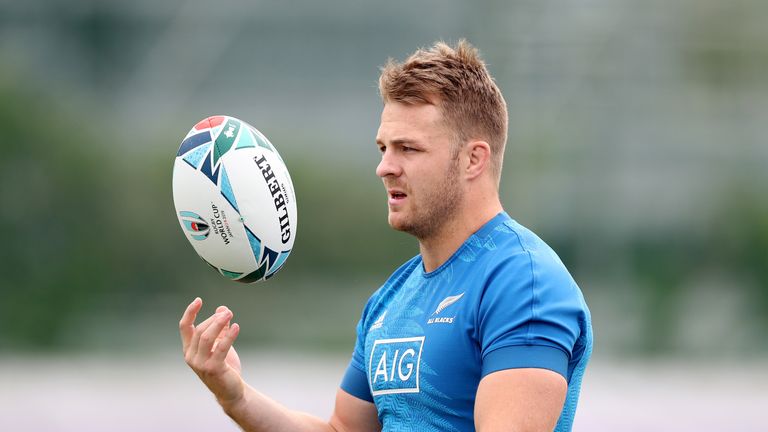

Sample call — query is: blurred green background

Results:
[1,0,767,361]
[3,2,768,431]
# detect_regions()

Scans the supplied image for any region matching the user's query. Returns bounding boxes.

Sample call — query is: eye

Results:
[378,145,386,154]
[402,146,415,152]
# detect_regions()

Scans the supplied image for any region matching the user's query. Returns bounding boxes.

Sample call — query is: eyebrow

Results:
[375,137,418,146]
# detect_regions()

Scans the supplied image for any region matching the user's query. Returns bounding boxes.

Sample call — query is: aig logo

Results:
[368,336,425,396]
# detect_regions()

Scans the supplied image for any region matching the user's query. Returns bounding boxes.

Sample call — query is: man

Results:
[180,40,592,432]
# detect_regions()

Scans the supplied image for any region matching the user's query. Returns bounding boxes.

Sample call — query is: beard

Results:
[389,157,463,240]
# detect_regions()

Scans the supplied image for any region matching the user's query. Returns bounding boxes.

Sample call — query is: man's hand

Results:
[180,298,245,408]
[179,297,379,432]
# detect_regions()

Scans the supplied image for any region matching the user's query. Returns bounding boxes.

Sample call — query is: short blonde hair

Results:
[378,40,508,182]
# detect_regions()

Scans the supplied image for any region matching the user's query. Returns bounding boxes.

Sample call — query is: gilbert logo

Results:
[368,336,425,396]
[427,292,464,325]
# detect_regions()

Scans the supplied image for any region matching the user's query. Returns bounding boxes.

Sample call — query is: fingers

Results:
[214,305,229,331]
[188,307,228,358]
[187,306,235,367]
[197,309,233,356]
[211,323,240,363]
[180,297,202,352]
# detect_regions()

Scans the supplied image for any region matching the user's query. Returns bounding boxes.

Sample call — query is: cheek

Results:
[404,159,450,195]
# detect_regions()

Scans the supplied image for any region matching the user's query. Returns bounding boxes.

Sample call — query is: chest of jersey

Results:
[347,214,592,432]
[362,266,482,430]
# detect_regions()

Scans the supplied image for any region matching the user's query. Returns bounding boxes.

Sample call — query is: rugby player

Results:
[180,39,592,432]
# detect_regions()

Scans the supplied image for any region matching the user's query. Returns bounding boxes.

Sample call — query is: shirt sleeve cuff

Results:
[482,345,569,379]
[340,362,373,403]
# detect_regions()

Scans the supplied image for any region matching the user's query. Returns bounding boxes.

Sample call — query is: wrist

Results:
[218,381,248,415]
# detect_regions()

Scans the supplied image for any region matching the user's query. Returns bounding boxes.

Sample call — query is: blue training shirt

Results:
[341,212,593,432]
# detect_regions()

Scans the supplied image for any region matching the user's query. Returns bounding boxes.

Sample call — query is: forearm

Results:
[179,300,357,431]
[221,384,337,432]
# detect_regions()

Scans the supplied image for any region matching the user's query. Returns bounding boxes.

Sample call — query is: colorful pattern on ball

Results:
[175,116,293,283]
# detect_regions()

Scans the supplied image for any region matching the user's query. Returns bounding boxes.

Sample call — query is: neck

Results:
[418,195,503,273]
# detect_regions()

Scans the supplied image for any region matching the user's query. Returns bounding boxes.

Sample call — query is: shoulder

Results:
[477,218,587,333]
[475,220,590,373]
[484,218,576,291]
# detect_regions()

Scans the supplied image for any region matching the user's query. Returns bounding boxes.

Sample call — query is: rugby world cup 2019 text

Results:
[254,154,291,244]
[210,204,234,245]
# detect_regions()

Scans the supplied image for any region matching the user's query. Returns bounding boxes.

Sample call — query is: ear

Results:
[463,140,491,180]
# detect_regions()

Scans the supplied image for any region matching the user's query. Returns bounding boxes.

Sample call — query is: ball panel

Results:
[182,142,213,169]
[237,264,268,283]
[195,115,225,130]
[212,118,240,167]
[219,268,243,279]
[219,166,240,213]
[236,128,257,150]
[177,131,212,157]
[172,159,255,272]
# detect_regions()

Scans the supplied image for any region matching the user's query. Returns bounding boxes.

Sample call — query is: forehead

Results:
[376,102,447,143]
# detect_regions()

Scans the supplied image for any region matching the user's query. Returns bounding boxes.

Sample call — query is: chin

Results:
[388,212,429,238]
[387,212,412,232]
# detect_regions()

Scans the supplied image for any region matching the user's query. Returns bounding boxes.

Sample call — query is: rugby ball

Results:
[172,115,297,283]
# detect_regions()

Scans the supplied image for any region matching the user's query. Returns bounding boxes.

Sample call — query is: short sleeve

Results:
[339,301,374,402]
[478,250,583,380]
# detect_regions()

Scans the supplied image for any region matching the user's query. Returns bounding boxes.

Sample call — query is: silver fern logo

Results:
[432,292,465,315]
[428,292,465,325]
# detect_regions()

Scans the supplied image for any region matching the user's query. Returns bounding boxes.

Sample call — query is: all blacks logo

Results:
[254,154,291,244]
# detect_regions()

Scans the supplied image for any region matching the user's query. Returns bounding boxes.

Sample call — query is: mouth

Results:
[388,189,408,205]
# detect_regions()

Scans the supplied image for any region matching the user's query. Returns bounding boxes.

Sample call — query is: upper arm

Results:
[475,368,567,432]
[478,250,585,381]
[328,388,381,432]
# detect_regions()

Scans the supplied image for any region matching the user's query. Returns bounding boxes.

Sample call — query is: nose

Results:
[376,150,402,178]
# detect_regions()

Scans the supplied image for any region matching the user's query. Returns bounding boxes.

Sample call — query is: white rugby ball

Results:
[172,115,297,283]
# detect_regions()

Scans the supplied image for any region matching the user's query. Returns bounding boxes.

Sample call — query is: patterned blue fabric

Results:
[341,212,592,431]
